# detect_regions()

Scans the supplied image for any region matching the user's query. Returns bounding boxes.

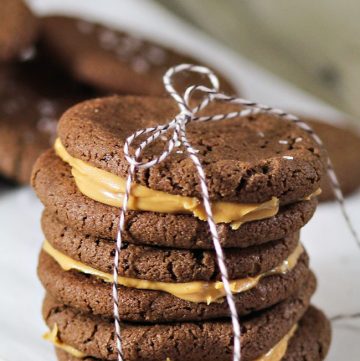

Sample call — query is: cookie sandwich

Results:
[33,94,331,361]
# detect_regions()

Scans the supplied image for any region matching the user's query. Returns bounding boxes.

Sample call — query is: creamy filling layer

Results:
[43,324,86,358]
[44,323,298,361]
[43,240,303,304]
[55,138,281,230]
[254,325,297,361]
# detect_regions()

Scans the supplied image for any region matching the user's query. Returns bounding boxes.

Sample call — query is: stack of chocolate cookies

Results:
[33,95,331,361]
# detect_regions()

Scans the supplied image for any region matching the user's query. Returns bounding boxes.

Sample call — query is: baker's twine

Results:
[112,64,360,361]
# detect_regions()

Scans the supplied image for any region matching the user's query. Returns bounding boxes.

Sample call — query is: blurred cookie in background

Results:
[0,0,39,61]
[0,10,238,186]
[306,118,360,202]
[0,49,96,184]
[40,16,238,96]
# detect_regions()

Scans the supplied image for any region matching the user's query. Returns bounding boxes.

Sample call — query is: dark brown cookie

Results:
[54,306,331,361]
[57,96,325,204]
[42,285,312,361]
[0,0,39,61]
[40,16,237,96]
[0,48,95,183]
[32,149,317,248]
[42,210,300,281]
[283,306,331,361]
[306,118,360,201]
[38,250,313,322]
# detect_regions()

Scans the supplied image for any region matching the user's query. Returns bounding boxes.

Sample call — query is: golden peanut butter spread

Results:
[254,325,297,361]
[54,138,280,230]
[43,324,86,358]
[44,323,297,361]
[43,240,303,304]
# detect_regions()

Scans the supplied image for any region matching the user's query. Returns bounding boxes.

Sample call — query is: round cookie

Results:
[32,149,318,249]
[42,286,312,361]
[54,306,331,361]
[57,95,325,204]
[38,250,313,322]
[40,16,238,96]
[0,0,39,61]
[306,118,360,201]
[0,49,96,183]
[42,210,300,282]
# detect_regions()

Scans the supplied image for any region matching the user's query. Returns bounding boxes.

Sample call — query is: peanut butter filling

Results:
[254,325,297,361]
[43,240,304,304]
[54,138,280,230]
[43,324,86,358]
[44,323,297,361]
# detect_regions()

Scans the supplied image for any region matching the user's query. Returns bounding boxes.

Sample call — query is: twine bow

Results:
[112,64,360,361]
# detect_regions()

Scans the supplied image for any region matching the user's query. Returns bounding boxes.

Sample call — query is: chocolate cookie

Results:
[0,48,95,183]
[54,306,331,361]
[57,96,325,204]
[32,149,318,248]
[38,250,313,322]
[283,306,331,361]
[40,16,237,96]
[42,286,312,361]
[306,118,360,201]
[42,210,300,281]
[0,0,39,61]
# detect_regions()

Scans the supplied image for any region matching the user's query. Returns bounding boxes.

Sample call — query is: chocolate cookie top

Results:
[40,16,237,96]
[32,150,317,248]
[54,306,331,361]
[306,118,360,201]
[58,96,325,204]
[42,285,311,361]
[0,0,39,61]
[0,48,95,183]
[42,210,300,282]
[38,250,312,322]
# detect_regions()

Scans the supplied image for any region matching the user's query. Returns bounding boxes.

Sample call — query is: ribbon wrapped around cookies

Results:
[112,64,360,361]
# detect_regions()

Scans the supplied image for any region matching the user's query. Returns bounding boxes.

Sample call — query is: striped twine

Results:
[112,64,360,361]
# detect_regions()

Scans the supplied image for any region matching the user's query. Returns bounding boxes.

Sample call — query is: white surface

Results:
[0,0,359,360]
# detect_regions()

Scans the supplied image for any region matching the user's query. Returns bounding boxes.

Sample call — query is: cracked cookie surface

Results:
[43,285,313,361]
[32,149,318,248]
[57,95,326,204]
[38,250,313,322]
[42,209,300,281]
[54,306,331,361]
